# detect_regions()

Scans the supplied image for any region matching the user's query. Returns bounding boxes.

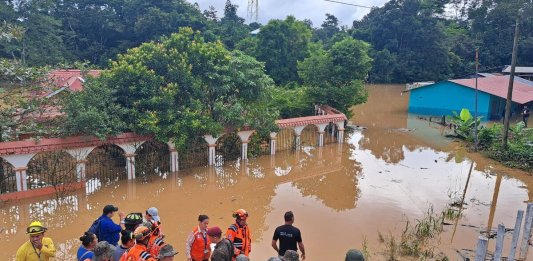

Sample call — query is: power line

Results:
[323,0,373,9]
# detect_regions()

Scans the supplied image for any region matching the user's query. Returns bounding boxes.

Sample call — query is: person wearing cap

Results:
[120,225,156,261]
[16,221,56,261]
[185,214,211,261]
[226,209,251,257]
[98,205,126,246]
[207,226,233,261]
[282,250,299,261]
[272,211,305,259]
[94,241,116,261]
[145,207,162,227]
[345,249,365,261]
[156,244,178,261]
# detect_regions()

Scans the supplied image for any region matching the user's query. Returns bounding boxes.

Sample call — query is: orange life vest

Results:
[148,236,166,257]
[120,243,155,261]
[226,223,251,256]
[191,226,211,261]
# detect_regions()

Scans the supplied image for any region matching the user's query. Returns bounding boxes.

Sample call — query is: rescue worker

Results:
[16,221,56,261]
[120,225,156,261]
[124,213,144,233]
[185,215,211,261]
[143,221,165,257]
[226,209,251,257]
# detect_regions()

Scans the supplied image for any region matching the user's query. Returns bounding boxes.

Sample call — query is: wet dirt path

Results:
[1,84,532,260]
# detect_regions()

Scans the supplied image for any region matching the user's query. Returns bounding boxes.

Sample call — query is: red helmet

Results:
[233,209,249,220]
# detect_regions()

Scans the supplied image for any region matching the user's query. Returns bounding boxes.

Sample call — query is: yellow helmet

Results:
[26,221,47,235]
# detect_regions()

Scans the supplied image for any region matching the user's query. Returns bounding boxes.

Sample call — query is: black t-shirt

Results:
[273,224,302,256]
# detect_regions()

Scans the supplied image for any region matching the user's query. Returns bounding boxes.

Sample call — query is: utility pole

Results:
[502,14,521,147]
[474,49,479,151]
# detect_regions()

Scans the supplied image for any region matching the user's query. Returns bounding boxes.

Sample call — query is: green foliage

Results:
[449,109,482,141]
[64,28,278,149]
[256,16,313,85]
[478,122,533,172]
[268,86,313,119]
[298,38,372,116]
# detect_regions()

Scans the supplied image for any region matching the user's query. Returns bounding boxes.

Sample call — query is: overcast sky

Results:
[188,0,389,27]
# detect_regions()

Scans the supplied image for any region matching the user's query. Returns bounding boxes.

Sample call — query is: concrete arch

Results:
[300,124,319,147]
[85,144,128,186]
[0,157,17,194]
[134,140,170,179]
[26,151,77,190]
[215,132,242,165]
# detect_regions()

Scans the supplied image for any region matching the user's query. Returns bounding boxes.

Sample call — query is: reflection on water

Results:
[1,84,532,260]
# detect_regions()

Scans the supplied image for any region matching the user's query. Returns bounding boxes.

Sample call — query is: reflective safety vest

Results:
[120,244,155,261]
[226,223,251,256]
[148,236,166,257]
[191,226,211,261]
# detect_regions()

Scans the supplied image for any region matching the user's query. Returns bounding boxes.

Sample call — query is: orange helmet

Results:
[233,209,249,220]
[133,225,152,240]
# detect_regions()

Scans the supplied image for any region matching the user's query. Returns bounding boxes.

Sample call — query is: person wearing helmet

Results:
[226,209,251,257]
[143,220,166,257]
[124,213,144,233]
[120,225,156,261]
[16,221,56,261]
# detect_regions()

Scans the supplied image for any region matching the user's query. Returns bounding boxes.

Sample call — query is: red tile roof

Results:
[46,69,101,94]
[276,114,347,128]
[450,76,533,104]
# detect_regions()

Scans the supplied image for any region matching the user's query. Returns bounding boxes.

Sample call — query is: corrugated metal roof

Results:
[450,76,533,104]
[502,66,533,74]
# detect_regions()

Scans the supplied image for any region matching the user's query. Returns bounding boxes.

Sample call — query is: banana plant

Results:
[449,109,483,141]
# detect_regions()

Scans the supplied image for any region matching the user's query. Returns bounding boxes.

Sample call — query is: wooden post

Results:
[494,224,505,261]
[475,236,489,261]
[519,203,533,260]
[509,210,524,261]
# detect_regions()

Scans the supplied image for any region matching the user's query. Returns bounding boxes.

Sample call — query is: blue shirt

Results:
[77,246,94,261]
[98,215,122,246]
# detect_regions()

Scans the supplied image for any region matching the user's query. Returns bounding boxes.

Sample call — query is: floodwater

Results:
[1,84,532,260]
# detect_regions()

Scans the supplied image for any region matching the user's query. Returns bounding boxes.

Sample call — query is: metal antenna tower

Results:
[248,0,259,21]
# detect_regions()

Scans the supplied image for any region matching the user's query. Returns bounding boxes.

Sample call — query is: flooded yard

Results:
[1,84,532,260]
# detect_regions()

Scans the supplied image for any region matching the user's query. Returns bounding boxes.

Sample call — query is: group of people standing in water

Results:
[16,205,365,261]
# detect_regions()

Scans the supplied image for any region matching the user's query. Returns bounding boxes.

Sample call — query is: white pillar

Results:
[204,135,219,166]
[14,167,28,191]
[315,123,328,147]
[125,154,136,180]
[117,142,145,180]
[167,141,179,172]
[67,147,95,182]
[270,132,277,155]
[237,130,255,161]
[2,154,35,192]
[335,121,345,144]
[293,125,306,150]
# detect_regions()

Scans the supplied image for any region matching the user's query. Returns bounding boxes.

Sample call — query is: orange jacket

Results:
[191,226,211,261]
[120,243,156,261]
[226,223,251,256]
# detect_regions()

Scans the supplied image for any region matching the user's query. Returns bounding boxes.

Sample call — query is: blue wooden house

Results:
[408,76,533,120]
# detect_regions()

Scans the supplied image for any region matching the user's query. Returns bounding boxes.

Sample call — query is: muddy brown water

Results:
[1,84,532,260]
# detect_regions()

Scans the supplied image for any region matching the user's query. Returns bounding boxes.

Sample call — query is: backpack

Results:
[88,217,102,239]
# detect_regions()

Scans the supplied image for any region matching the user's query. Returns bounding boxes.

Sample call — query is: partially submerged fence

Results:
[473,203,533,261]
[0,106,347,199]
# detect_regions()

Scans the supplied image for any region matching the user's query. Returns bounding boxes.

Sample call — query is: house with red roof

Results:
[408,75,533,120]
[42,69,101,98]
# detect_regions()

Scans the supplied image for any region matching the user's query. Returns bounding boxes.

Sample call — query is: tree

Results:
[256,16,312,84]
[313,13,341,45]
[353,0,454,83]
[64,28,278,148]
[217,0,250,50]
[298,38,372,115]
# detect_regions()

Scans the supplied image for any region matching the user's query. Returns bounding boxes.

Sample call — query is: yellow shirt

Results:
[15,237,56,261]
